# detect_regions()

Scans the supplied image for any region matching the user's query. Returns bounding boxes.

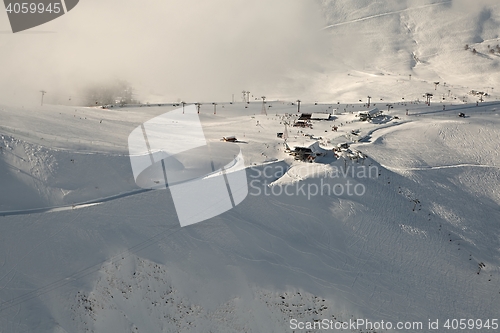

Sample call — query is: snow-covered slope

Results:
[305,0,500,103]
[0,100,499,332]
[1,2,500,331]
[2,1,500,105]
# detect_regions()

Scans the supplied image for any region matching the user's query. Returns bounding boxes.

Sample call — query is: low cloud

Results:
[0,0,328,105]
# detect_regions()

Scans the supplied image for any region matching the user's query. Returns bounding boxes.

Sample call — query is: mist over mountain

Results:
[0,0,499,105]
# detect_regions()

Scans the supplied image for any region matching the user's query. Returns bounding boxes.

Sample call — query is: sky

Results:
[0,0,329,105]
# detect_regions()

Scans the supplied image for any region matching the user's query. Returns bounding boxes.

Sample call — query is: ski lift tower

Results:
[261,96,267,115]
[425,93,433,106]
[296,99,301,113]
[40,90,46,106]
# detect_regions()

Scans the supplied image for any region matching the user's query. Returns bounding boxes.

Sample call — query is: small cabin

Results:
[293,120,311,128]
[222,136,237,142]
[292,147,315,162]
[358,108,382,121]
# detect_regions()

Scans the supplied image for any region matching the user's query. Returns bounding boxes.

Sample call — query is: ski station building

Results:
[358,108,382,121]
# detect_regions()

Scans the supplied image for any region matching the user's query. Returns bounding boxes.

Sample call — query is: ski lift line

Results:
[0,225,183,312]
[160,159,169,189]
[222,169,236,208]
[321,1,452,30]
[141,124,155,165]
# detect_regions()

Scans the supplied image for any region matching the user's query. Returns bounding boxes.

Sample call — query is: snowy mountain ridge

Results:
[301,0,500,103]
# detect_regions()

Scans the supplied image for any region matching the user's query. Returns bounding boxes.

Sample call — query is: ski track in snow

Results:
[383,163,500,171]
[322,1,453,30]
[0,189,151,217]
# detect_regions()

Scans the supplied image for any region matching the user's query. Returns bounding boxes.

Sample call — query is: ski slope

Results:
[307,0,500,104]
[0,100,499,332]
